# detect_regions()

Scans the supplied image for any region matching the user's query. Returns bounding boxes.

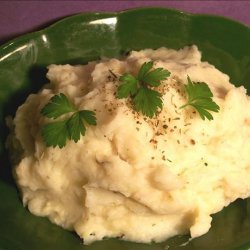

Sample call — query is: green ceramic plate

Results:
[0,7,250,250]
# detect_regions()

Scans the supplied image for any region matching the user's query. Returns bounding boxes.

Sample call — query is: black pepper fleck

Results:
[190,139,196,145]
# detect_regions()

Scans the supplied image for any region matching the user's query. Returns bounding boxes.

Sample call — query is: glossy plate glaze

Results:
[0,7,250,250]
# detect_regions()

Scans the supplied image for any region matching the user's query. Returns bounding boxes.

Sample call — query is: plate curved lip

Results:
[0,6,249,58]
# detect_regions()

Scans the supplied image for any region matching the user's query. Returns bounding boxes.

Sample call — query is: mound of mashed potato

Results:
[7,45,250,244]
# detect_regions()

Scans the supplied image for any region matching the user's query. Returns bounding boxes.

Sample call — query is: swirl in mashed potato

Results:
[7,45,250,244]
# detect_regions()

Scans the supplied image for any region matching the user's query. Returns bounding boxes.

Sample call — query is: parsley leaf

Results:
[133,87,163,118]
[67,112,86,143]
[180,76,220,120]
[137,61,154,80]
[79,110,97,126]
[117,61,170,118]
[41,121,69,148]
[41,93,96,148]
[117,73,138,98]
[143,69,170,87]
[41,93,76,119]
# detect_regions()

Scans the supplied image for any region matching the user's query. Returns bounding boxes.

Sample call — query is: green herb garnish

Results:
[117,61,170,118]
[41,93,96,148]
[180,76,220,120]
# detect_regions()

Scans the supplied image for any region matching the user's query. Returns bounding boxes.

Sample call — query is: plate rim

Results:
[0,6,249,57]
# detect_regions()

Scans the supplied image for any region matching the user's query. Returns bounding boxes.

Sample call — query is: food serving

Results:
[6,45,250,244]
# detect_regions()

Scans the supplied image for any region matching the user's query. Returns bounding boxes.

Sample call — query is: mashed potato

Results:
[7,45,250,244]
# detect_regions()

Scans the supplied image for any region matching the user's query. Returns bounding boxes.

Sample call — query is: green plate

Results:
[0,7,250,250]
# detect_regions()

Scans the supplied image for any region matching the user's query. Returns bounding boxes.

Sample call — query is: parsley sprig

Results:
[41,93,96,148]
[117,61,170,118]
[180,76,220,120]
